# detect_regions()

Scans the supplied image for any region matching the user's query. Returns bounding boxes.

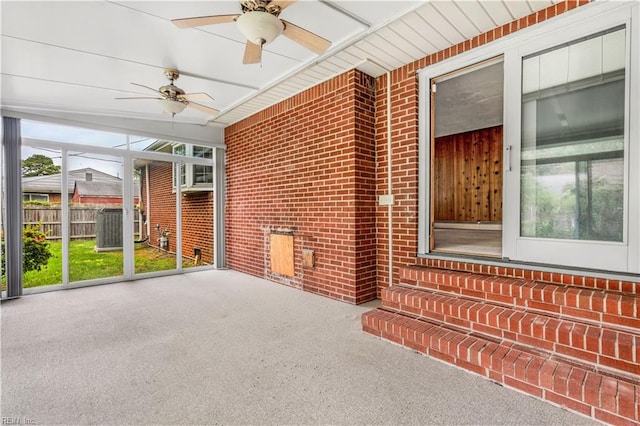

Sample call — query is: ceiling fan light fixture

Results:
[159,98,187,115]
[236,11,284,45]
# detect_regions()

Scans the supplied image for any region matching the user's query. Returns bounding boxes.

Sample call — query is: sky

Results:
[20,120,154,177]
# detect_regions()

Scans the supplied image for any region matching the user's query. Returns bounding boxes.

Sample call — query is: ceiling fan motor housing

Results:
[241,0,283,15]
[159,84,186,99]
[237,11,284,45]
[159,68,186,99]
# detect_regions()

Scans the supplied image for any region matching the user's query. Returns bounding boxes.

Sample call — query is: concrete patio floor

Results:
[1,269,596,425]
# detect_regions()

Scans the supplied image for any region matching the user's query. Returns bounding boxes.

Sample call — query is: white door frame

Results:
[418,1,639,273]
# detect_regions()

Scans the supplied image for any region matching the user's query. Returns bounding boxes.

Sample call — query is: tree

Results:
[22,154,61,177]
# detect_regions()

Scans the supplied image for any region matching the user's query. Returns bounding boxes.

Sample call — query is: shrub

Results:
[1,224,53,276]
[23,200,52,206]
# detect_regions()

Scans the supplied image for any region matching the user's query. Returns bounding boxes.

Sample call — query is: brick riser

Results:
[383,286,640,379]
[400,267,640,331]
[362,309,639,425]
[363,266,640,425]
[410,261,640,295]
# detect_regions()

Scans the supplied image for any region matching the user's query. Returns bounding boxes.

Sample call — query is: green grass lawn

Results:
[20,239,195,288]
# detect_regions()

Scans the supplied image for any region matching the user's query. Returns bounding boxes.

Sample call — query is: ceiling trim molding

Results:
[318,0,372,27]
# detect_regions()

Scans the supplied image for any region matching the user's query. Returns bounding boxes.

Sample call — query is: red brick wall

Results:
[374,0,592,295]
[181,192,214,263]
[354,75,378,302]
[225,70,377,304]
[142,162,175,250]
[140,162,214,264]
[225,1,595,303]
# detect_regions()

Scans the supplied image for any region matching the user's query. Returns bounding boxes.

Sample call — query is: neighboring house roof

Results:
[23,167,139,197]
[74,181,123,198]
[22,168,121,194]
[22,174,62,194]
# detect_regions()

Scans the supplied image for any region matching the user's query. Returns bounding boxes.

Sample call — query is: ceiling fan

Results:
[116,68,219,118]
[172,0,331,64]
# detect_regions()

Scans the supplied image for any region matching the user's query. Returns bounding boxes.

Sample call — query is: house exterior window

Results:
[192,146,213,185]
[172,144,213,191]
[23,193,49,202]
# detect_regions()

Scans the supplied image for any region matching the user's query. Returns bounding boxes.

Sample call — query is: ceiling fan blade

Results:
[172,14,238,29]
[186,101,219,116]
[243,40,262,64]
[115,96,163,100]
[281,20,330,54]
[131,82,163,95]
[181,92,214,102]
[269,0,297,11]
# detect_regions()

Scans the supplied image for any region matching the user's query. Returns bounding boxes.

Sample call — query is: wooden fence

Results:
[23,205,140,240]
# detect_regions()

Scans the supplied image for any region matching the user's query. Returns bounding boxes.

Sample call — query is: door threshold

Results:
[433,228,502,258]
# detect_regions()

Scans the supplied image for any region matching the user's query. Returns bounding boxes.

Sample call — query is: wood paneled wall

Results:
[434,125,503,222]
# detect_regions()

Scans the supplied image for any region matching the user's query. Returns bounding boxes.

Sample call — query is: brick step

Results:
[383,286,640,378]
[362,308,640,425]
[415,259,640,294]
[400,266,640,331]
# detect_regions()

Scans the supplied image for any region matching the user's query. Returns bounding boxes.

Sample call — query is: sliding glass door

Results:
[429,58,504,258]
[420,4,638,273]
[503,20,636,272]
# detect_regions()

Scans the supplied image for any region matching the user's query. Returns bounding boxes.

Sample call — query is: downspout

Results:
[387,71,393,287]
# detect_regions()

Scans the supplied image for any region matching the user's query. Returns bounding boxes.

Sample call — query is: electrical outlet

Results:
[379,194,394,206]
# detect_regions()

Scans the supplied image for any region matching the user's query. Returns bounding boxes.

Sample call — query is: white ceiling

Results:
[1,0,562,134]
